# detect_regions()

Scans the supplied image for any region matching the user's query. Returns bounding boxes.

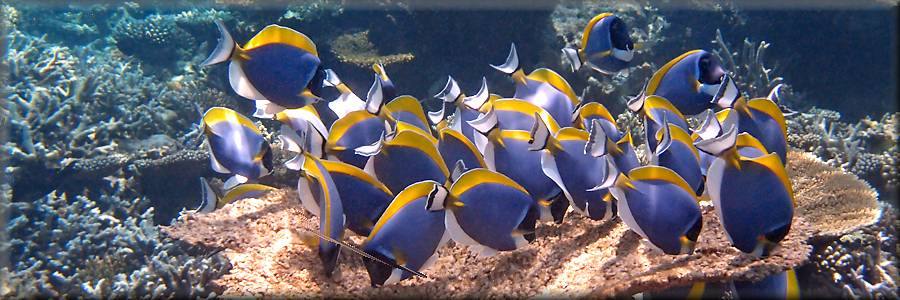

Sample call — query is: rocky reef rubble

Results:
[0,187,230,298]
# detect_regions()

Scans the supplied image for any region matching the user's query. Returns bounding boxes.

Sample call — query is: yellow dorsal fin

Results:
[747,98,788,138]
[556,127,589,141]
[219,184,277,207]
[395,121,437,144]
[499,130,533,143]
[643,95,687,123]
[320,160,393,196]
[203,107,260,134]
[367,181,437,241]
[526,68,580,106]
[450,169,529,197]
[578,102,618,128]
[326,110,377,153]
[647,50,703,95]
[580,13,614,51]
[494,99,561,133]
[386,95,430,129]
[745,152,794,204]
[388,131,450,177]
[736,132,769,155]
[628,165,696,197]
[655,124,700,161]
[244,24,318,57]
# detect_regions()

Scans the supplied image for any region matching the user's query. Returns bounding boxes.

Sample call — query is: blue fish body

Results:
[733,99,789,163]
[202,107,272,182]
[612,166,702,255]
[321,160,392,237]
[732,269,799,299]
[493,99,562,133]
[296,153,345,277]
[445,169,532,253]
[327,111,386,168]
[363,181,449,286]
[366,131,449,194]
[647,50,726,115]
[652,124,705,195]
[581,14,632,73]
[242,43,321,108]
[514,77,576,128]
[545,129,615,220]
[437,128,487,171]
[641,96,691,151]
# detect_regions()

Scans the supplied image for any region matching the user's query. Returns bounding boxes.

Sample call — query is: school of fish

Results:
[194,13,797,295]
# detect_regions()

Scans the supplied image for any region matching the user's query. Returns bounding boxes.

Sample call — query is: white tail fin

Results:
[323,69,341,87]
[652,116,673,163]
[449,160,467,183]
[365,75,385,115]
[196,177,219,213]
[354,132,385,157]
[561,47,582,73]
[695,109,721,141]
[712,75,741,109]
[201,20,236,67]
[427,104,445,125]
[223,174,248,190]
[527,113,552,151]
[462,77,491,110]
[425,183,450,212]
[434,76,461,103]
[588,157,619,191]
[491,43,520,74]
[695,123,738,156]
[467,108,498,135]
[626,80,649,112]
[585,119,609,157]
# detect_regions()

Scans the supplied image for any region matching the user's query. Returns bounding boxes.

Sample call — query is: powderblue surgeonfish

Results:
[731,268,800,299]
[491,43,580,127]
[373,63,397,102]
[362,180,450,286]
[436,127,487,171]
[714,92,789,164]
[582,114,641,175]
[427,165,532,256]
[468,108,565,236]
[470,99,562,156]
[637,49,734,115]
[355,122,449,194]
[572,102,619,137]
[201,21,323,116]
[274,105,329,160]
[594,160,703,255]
[201,107,273,190]
[627,94,691,152]
[695,124,794,257]
[562,13,636,74]
[320,159,393,237]
[528,116,616,221]
[288,141,346,278]
[196,178,276,213]
[649,117,705,196]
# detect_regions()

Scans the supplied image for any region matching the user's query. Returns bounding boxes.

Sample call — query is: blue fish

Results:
[201,107,273,190]
[572,102,620,139]
[201,21,323,115]
[583,116,641,175]
[492,43,580,127]
[196,178,276,213]
[468,108,564,232]
[294,151,346,278]
[695,125,794,257]
[637,49,733,115]
[373,63,397,101]
[428,167,532,256]
[355,124,449,195]
[628,95,691,152]
[731,269,800,299]
[649,117,705,196]
[363,180,450,286]
[529,117,616,221]
[320,160,393,237]
[562,13,635,74]
[436,127,487,171]
[596,161,703,255]
[718,97,789,163]
[274,105,329,159]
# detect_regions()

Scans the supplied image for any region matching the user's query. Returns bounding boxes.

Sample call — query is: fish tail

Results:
[201,20,238,67]
[491,43,521,75]
[561,47,583,72]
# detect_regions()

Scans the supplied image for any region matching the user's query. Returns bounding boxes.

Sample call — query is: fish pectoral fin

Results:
[223,174,248,190]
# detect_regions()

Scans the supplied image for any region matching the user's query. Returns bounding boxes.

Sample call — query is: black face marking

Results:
[609,18,634,51]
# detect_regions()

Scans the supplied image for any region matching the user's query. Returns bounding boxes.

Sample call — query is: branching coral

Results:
[1,190,231,298]
[710,29,800,104]
[331,30,415,68]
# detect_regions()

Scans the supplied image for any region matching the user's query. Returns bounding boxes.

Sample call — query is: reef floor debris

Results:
[165,190,812,297]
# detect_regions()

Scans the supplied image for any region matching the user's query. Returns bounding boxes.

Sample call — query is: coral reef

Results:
[331,30,415,68]
[165,189,812,297]
[805,203,898,299]
[1,189,230,298]
[786,108,898,196]
[112,14,194,65]
[786,151,880,238]
[710,29,796,101]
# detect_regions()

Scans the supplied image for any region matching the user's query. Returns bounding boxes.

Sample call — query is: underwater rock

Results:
[1,189,230,298]
[113,14,194,65]
[165,187,812,297]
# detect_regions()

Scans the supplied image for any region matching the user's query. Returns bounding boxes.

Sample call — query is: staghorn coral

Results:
[786,151,880,238]
[710,28,796,101]
[165,189,813,297]
[1,190,231,298]
[331,30,415,68]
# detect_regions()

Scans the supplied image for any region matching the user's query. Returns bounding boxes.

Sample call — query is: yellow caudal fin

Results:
[244,24,318,57]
